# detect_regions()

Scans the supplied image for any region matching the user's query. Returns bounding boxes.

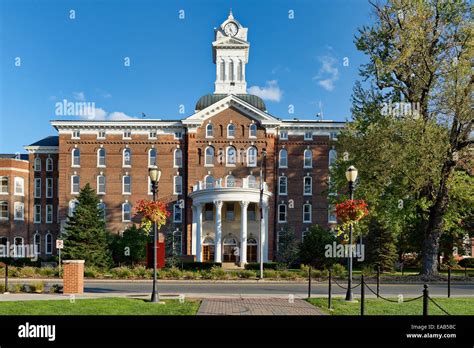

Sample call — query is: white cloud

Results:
[313,55,339,91]
[73,91,85,101]
[247,80,283,102]
[108,111,135,120]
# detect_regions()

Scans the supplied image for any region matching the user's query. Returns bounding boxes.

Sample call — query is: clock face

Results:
[224,22,238,37]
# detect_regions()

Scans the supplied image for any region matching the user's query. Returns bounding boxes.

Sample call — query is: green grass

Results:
[307,297,474,315]
[0,298,200,315]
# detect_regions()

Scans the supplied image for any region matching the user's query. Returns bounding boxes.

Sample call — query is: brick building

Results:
[0,12,345,264]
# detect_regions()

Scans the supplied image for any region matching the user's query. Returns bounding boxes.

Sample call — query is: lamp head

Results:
[345,165,358,183]
[148,165,161,183]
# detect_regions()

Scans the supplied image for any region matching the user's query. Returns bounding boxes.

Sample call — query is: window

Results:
[72,130,80,139]
[34,205,41,223]
[149,130,157,139]
[14,237,24,257]
[68,199,78,216]
[71,148,80,167]
[278,176,288,195]
[279,149,288,168]
[304,149,312,168]
[46,178,53,198]
[122,202,131,222]
[173,204,182,223]
[278,204,287,223]
[71,175,80,194]
[97,175,106,194]
[123,148,131,167]
[226,175,235,187]
[226,146,236,166]
[226,203,235,221]
[97,148,106,167]
[247,146,257,167]
[247,203,256,221]
[204,175,214,189]
[174,131,183,139]
[122,175,131,194]
[45,233,53,254]
[98,202,106,221]
[247,175,257,189]
[303,203,312,223]
[280,131,288,140]
[249,124,257,137]
[123,130,132,139]
[174,176,182,195]
[34,233,40,255]
[304,131,313,140]
[204,203,213,221]
[14,177,24,196]
[34,157,41,171]
[205,147,214,166]
[46,158,53,172]
[174,149,183,168]
[98,130,106,139]
[34,178,41,198]
[0,177,8,194]
[206,124,213,138]
[0,201,8,220]
[14,202,24,221]
[227,124,235,138]
[304,177,312,195]
[329,149,337,167]
[148,148,156,167]
[46,204,53,223]
[328,205,337,223]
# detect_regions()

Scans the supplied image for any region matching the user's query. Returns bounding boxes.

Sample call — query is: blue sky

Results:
[0,0,375,153]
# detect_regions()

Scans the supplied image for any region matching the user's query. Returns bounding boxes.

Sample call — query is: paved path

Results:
[197,298,325,315]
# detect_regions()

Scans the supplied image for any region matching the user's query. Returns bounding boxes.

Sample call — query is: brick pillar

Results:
[63,260,84,294]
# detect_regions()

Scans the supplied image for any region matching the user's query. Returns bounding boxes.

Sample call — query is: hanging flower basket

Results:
[335,199,369,240]
[134,199,170,234]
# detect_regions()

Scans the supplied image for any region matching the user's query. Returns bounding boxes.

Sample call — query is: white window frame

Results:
[123,130,132,139]
[98,202,106,221]
[0,176,8,194]
[174,148,183,168]
[328,205,337,224]
[226,175,235,187]
[329,149,337,168]
[34,232,41,255]
[247,175,257,189]
[71,148,80,167]
[280,131,288,140]
[173,204,182,223]
[304,131,313,140]
[0,201,8,220]
[14,177,24,196]
[148,148,157,167]
[149,130,157,139]
[304,177,312,195]
[278,204,287,223]
[72,130,80,139]
[205,146,214,167]
[46,157,53,172]
[122,175,131,195]
[279,149,288,168]
[204,175,214,189]
[71,175,80,194]
[97,130,106,139]
[45,232,53,255]
[249,124,257,138]
[34,204,41,223]
[174,131,183,140]
[34,157,41,171]
[304,149,313,168]
[68,199,78,216]
[174,176,183,195]
[97,175,106,195]
[226,146,237,166]
[122,202,131,222]
[303,203,312,223]
[247,147,257,167]
[206,124,213,138]
[123,148,132,167]
[46,178,53,198]
[34,178,41,198]
[227,124,235,138]
[278,176,288,195]
[14,201,24,221]
[97,148,106,167]
[46,204,53,223]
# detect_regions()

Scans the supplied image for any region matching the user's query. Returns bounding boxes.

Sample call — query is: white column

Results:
[263,201,269,262]
[214,200,223,263]
[195,203,203,262]
[191,205,197,255]
[239,201,249,266]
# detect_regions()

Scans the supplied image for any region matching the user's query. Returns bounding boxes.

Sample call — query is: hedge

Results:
[459,258,474,268]
[244,262,282,270]
[180,262,222,271]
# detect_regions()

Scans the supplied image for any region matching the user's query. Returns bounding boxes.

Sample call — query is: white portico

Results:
[190,177,272,265]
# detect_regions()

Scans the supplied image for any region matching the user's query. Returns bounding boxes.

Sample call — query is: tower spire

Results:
[229,8,234,19]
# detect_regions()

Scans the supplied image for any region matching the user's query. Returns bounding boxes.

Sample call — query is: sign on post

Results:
[56,240,64,249]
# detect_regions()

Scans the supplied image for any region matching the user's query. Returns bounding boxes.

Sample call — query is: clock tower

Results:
[213,10,249,95]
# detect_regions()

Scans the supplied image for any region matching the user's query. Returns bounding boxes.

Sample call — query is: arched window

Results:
[123,148,131,167]
[304,149,312,168]
[206,124,213,138]
[68,199,78,216]
[249,124,257,137]
[220,60,225,81]
[174,148,183,168]
[97,175,106,194]
[122,202,131,222]
[226,146,236,166]
[226,175,235,187]
[46,157,53,171]
[97,148,106,167]
[34,157,41,171]
[205,175,215,189]
[98,202,106,221]
[279,149,288,168]
[148,148,156,167]
[227,124,235,138]
[203,236,214,245]
[247,175,257,189]
[205,146,214,166]
[329,149,337,167]
[45,233,53,255]
[229,60,234,81]
[34,232,40,255]
[72,148,80,167]
[247,146,257,167]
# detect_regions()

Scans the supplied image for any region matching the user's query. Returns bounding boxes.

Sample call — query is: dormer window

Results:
[149,130,157,139]
[304,131,313,140]
[123,130,132,139]
[174,131,183,140]
[72,130,80,139]
[97,131,106,139]
[280,131,288,140]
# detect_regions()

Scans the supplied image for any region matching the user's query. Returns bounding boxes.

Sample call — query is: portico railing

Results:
[192,177,268,192]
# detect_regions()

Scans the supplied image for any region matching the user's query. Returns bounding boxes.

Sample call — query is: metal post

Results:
[361,275,365,316]
[308,266,312,299]
[151,182,159,303]
[423,284,429,316]
[376,265,380,298]
[448,268,451,298]
[259,151,266,280]
[58,248,61,277]
[4,263,8,293]
[345,181,354,301]
[328,268,332,309]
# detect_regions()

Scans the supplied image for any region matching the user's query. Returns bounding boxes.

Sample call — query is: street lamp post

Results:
[259,150,267,280]
[149,165,162,303]
[345,165,358,301]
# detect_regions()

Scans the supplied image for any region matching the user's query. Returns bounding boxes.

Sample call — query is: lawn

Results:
[0,298,200,315]
[307,297,474,315]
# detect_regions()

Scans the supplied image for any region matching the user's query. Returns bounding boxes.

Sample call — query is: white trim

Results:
[227,123,235,138]
[173,204,182,223]
[174,176,183,195]
[46,178,53,198]
[34,232,41,255]
[46,204,53,223]
[122,175,131,195]
[71,175,80,194]
[0,176,8,195]
[278,176,288,196]
[303,149,313,168]
[279,149,288,168]
[122,202,132,222]
[278,204,287,223]
[0,167,29,173]
[34,204,41,223]
[46,157,53,172]
[148,148,157,167]
[34,157,41,171]
[174,148,183,168]
[97,148,106,168]
[204,146,214,166]
[71,148,80,167]
[205,124,214,138]
[45,232,53,255]
[226,146,237,166]
[247,146,257,167]
[13,201,24,221]
[0,201,8,220]
[303,176,312,196]
[122,148,132,167]
[97,175,106,195]
[14,177,24,196]
[303,203,312,223]
[34,178,41,198]
[249,123,257,138]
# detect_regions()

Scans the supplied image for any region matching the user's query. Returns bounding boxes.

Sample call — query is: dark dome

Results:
[195,94,266,112]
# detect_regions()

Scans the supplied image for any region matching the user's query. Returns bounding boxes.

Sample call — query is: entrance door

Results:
[247,238,258,262]
[223,236,238,263]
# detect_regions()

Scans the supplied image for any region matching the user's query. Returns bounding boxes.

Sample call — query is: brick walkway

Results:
[197,298,325,315]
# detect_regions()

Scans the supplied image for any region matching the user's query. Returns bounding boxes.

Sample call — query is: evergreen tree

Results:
[63,183,112,268]
[110,225,149,266]
[299,225,337,269]
[364,218,398,272]
[275,226,299,268]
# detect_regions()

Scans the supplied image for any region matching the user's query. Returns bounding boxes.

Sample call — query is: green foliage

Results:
[331,264,347,278]
[166,266,182,279]
[110,267,133,279]
[459,258,474,268]
[63,184,112,268]
[8,284,24,293]
[110,225,149,266]
[164,226,182,268]
[275,225,300,267]
[181,262,222,271]
[0,283,4,293]
[238,270,257,279]
[364,218,398,271]
[28,282,44,293]
[19,267,37,278]
[244,262,281,270]
[299,225,337,268]
[49,284,63,294]
[263,270,278,278]
[84,266,103,278]
[209,266,227,280]
[37,267,58,277]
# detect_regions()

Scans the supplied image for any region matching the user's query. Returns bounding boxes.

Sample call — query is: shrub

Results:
[321,268,330,278]
[181,262,222,271]
[263,270,278,278]
[244,262,281,270]
[459,258,474,268]
[132,266,149,279]
[19,266,37,278]
[228,271,239,279]
[38,267,58,278]
[183,271,199,280]
[278,270,298,280]
[166,267,182,279]
[9,283,24,293]
[209,266,227,280]
[111,267,133,279]
[361,265,375,277]
[7,266,20,277]
[49,284,63,294]
[28,282,45,293]
[200,270,212,279]
[84,266,103,278]
[331,263,347,277]
[0,283,5,293]
[239,270,257,279]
